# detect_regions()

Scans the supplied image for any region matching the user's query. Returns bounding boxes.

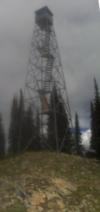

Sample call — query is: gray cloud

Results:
[0,0,100,130]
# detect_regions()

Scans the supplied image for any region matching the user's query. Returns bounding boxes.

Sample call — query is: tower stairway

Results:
[43,55,54,92]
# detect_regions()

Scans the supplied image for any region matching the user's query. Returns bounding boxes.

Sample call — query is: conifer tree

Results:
[34,110,41,150]
[91,78,100,158]
[48,86,71,153]
[48,86,59,151]
[22,107,41,151]
[8,95,19,154]
[75,113,82,155]
[18,89,25,152]
[0,113,5,156]
[22,106,34,151]
[57,95,72,153]
[90,101,95,150]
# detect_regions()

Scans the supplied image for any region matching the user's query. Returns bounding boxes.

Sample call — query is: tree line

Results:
[0,79,100,158]
[90,78,100,159]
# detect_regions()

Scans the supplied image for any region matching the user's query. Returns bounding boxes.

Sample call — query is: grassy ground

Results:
[0,152,100,211]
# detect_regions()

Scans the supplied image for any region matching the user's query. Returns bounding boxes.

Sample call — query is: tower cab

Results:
[35,6,53,30]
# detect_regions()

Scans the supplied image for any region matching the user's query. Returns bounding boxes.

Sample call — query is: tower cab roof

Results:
[35,6,53,17]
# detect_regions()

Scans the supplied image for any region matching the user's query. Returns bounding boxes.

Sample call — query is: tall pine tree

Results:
[22,106,35,151]
[8,95,19,154]
[75,113,82,155]
[9,90,25,154]
[33,110,41,150]
[0,113,5,157]
[90,101,95,150]
[21,107,41,152]
[91,78,100,158]
[48,86,71,153]
[18,89,25,152]
[48,86,59,151]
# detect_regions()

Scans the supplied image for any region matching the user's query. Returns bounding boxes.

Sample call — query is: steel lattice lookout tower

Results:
[24,6,72,151]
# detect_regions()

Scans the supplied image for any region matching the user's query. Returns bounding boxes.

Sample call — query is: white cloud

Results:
[81,129,91,149]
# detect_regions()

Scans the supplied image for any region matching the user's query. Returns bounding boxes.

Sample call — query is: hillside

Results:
[0,152,100,212]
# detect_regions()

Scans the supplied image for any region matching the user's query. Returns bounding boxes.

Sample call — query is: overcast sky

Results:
[0,0,100,130]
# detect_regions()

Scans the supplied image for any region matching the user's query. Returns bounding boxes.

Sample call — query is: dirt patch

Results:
[52,178,77,194]
[27,177,77,212]
[28,191,46,212]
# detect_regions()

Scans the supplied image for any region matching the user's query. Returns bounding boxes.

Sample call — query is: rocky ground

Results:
[0,152,100,211]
